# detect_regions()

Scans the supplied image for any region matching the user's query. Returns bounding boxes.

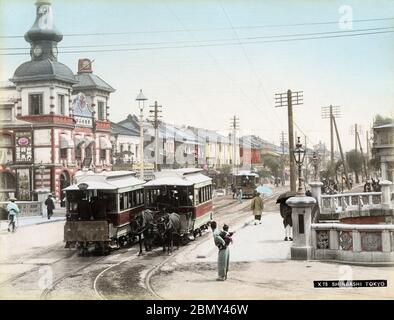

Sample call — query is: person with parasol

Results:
[276,191,296,241]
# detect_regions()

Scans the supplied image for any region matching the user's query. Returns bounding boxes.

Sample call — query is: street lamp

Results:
[293,137,306,194]
[136,89,148,180]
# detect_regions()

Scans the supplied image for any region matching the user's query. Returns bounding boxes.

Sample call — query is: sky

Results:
[0,0,393,152]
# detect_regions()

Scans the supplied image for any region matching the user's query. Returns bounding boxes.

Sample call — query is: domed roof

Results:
[11,58,77,84]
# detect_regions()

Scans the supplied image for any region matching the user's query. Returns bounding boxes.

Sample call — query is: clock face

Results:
[33,45,42,57]
[52,45,58,58]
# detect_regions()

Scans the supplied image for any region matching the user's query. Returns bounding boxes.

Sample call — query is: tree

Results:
[219,164,232,176]
[373,114,393,127]
[262,155,281,178]
[346,149,364,183]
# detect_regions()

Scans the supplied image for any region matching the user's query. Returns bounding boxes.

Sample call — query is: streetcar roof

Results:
[64,171,145,191]
[233,170,259,177]
[144,169,211,187]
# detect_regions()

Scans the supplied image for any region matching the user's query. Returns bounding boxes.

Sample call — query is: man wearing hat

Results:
[7,197,20,232]
[45,194,55,220]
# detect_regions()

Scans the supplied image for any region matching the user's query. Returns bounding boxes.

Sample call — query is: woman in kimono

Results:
[210,221,230,281]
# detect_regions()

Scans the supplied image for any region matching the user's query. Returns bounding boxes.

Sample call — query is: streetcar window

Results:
[124,192,129,210]
[179,188,188,206]
[119,193,125,210]
[198,188,202,204]
[136,189,141,205]
[195,189,200,205]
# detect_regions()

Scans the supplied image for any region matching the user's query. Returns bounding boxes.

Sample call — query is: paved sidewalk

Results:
[0,208,66,232]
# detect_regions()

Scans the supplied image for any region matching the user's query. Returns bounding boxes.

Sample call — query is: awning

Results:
[60,134,75,149]
[99,137,112,150]
[74,135,85,147]
[85,136,95,147]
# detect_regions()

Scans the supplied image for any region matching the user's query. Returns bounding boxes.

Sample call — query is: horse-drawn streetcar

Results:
[232,170,259,198]
[63,171,145,255]
[144,168,213,239]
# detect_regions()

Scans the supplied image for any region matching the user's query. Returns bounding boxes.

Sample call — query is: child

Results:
[220,224,234,246]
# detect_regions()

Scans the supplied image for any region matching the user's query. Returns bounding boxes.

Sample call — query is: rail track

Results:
[94,190,284,300]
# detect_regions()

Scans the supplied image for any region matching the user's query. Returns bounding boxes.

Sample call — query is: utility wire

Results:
[219,2,287,132]
[1,29,392,56]
[2,16,393,39]
[2,26,393,51]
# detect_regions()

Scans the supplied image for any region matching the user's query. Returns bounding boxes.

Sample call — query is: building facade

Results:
[372,123,394,182]
[0,1,114,203]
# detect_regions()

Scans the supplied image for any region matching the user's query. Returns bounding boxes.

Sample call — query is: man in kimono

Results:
[250,192,264,225]
[210,221,229,281]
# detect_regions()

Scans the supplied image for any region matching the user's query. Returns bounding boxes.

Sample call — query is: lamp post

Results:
[136,89,148,180]
[293,137,306,194]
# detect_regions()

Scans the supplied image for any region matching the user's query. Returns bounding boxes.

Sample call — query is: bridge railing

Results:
[320,192,383,215]
[311,222,394,263]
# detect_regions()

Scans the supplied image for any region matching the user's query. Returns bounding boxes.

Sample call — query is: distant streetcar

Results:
[144,168,213,239]
[232,170,259,198]
[63,171,145,255]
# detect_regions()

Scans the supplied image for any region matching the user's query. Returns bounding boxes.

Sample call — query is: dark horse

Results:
[157,212,181,254]
[131,210,155,255]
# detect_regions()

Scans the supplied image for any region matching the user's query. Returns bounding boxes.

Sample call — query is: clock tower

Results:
[25,1,62,61]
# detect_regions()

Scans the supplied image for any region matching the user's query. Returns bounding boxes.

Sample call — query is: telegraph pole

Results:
[135,90,148,180]
[321,105,341,163]
[230,116,239,170]
[149,101,162,172]
[356,130,368,180]
[280,131,287,186]
[332,116,350,190]
[275,89,303,192]
[350,123,362,183]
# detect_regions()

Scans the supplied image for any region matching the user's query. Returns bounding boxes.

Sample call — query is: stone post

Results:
[309,181,323,206]
[35,188,51,218]
[380,180,393,209]
[286,195,316,260]
[381,162,388,180]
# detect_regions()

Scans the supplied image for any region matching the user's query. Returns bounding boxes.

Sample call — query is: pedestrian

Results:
[45,194,55,220]
[231,183,236,199]
[279,202,293,241]
[250,192,264,225]
[211,221,229,281]
[237,188,243,203]
[7,197,20,233]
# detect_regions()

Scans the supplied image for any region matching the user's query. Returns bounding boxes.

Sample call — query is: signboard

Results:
[15,131,33,163]
[17,168,31,200]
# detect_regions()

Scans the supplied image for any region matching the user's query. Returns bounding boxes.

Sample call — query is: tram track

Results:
[40,254,109,300]
[92,196,251,300]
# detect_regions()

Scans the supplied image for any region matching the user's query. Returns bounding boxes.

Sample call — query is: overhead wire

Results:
[219,1,287,133]
[1,16,393,39]
[1,26,393,53]
[1,29,393,56]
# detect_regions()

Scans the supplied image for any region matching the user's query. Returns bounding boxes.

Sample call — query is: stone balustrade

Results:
[311,223,394,263]
[320,192,383,215]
